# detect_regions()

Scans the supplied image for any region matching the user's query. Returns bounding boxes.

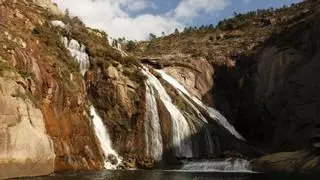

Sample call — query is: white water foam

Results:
[144,82,163,161]
[142,68,193,158]
[155,70,245,140]
[62,37,90,76]
[175,159,253,173]
[107,36,128,57]
[90,106,122,169]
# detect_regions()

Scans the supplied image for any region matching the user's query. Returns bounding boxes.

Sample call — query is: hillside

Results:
[1,0,320,179]
[0,0,144,178]
[127,0,320,151]
[131,1,311,62]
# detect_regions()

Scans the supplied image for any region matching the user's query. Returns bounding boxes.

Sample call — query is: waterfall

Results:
[174,87,215,156]
[107,36,128,57]
[61,34,121,169]
[90,106,122,169]
[52,22,89,76]
[142,68,193,158]
[155,70,245,140]
[62,37,90,76]
[144,82,163,161]
[177,159,252,172]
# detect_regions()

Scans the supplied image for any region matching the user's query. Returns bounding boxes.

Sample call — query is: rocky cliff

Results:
[129,0,320,172]
[0,0,103,178]
[238,2,320,152]
[1,0,320,178]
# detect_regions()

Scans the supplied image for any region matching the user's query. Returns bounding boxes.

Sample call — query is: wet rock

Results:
[251,150,319,173]
[107,154,118,165]
[123,157,137,169]
[137,156,155,169]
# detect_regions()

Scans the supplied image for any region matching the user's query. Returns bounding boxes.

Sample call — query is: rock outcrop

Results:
[31,0,61,15]
[0,1,103,178]
[237,2,320,151]
[252,150,320,172]
[2,0,320,177]
[128,0,320,172]
[0,71,55,179]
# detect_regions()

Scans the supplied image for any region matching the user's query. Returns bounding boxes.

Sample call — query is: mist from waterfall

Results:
[155,70,245,140]
[142,68,193,158]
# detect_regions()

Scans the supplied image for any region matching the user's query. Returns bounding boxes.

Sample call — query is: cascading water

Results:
[107,36,128,56]
[61,35,121,169]
[142,68,252,171]
[144,82,163,161]
[155,70,245,140]
[62,37,90,75]
[177,159,252,172]
[142,68,193,158]
[90,107,121,169]
[176,89,215,156]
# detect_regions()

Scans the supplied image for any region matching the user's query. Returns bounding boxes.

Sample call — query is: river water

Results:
[16,170,320,180]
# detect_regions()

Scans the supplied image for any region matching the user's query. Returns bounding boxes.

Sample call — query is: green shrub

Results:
[127,40,137,52]
[18,70,35,78]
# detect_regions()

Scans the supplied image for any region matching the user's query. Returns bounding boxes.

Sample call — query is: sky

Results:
[52,0,303,40]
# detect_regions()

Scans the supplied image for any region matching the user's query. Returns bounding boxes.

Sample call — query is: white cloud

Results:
[52,0,230,40]
[123,0,149,12]
[173,0,230,20]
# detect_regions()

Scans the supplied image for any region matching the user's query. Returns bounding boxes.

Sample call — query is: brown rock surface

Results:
[0,72,55,179]
[0,1,104,177]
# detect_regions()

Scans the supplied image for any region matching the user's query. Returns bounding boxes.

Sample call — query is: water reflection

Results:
[17,170,320,180]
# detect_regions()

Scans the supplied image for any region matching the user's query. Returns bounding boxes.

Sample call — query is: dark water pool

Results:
[16,170,320,180]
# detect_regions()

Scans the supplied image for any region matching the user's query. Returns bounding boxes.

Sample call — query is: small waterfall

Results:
[107,36,128,56]
[62,37,90,75]
[60,34,121,169]
[90,106,122,169]
[178,159,252,172]
[155,70,245,140]
[142,68,193,158]
[144,82,163,161]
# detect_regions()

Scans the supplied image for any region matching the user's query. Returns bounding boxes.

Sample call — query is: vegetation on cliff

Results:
[2,0,320,176]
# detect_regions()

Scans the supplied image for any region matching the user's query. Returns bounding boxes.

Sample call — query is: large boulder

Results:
[0,72,55,179]
[251,150,319,173]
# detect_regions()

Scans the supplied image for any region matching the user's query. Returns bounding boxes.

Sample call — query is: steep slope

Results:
[0,0,105,178]
[1,1,257,177]
[125,0,320,172]
[2,0,320,178]
[129,0,320,152]
[238,1,320,151]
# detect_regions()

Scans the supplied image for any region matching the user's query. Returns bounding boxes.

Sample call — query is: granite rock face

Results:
[0,1,104,177]
[0,72,55,179]
[237,8,320,151]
